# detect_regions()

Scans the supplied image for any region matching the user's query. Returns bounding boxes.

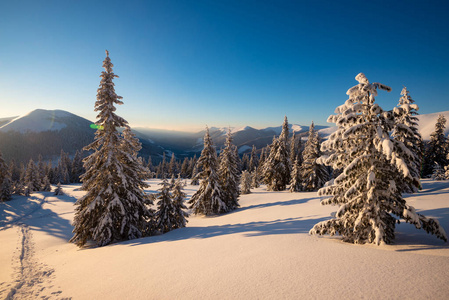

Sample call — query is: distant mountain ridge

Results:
[0,108,447,163]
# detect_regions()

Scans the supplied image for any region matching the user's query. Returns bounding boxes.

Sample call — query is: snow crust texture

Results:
[1,179,448,299]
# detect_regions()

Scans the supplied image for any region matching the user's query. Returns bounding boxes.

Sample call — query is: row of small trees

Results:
[0,149,83,200]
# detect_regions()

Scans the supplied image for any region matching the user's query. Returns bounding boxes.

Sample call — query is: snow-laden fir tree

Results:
[54,182,64,195]
[249,145,259,172]
[188,127,227,215]
[290,132,298,165]
[171,176,189,229]
[168,153,177,177]
[423,115,448,177]
[289,156,302,192]
[155,178,176,233]
[71,150,84,183]
[240,170,252,194]
[301,122,329,191]
[310,73,447,245]
[42,175,52,192]
[0,151,12,201]
[180,157,189,178]
[251,169,260,188]
[263,117,291,191]
[70,51,152,247]
[218,129,240,211]
[190,163,199,185]
[24,159,41,192]
[432,163,446,180]
[444,165,449,180]
[392,87,422,192]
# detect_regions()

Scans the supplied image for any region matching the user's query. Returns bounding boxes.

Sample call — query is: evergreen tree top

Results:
[399,86,415,105]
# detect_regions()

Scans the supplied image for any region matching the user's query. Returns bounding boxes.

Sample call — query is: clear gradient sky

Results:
[1,0,448,131]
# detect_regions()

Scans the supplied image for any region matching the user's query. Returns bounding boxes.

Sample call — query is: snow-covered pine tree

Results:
[58,150,71,184]
[392,87,422,192]
[188,155,197,178]
[301,122,329,191]
[263,117,291,191]
[180,157,189,178]
[289,156,302,192]
[190,163,199,185]
[290,132,298,165]
[71,150,84,183]
[310,73,447,245]
[241,153,250,171]
[218,129,240,211]
[249,145,259,172]
[14,164,26,195]
[240,170,252,194]
[155,178,175,233]
[54,182,64,195]
[70,50,152,247]
[171,176,189,229]
[432,163,446,180]
[42,175,52,192]
[251,169,260,188]
[145,156,151,169]
[444,165,449,180]
[423,115,448,177]
[0,151,12,201]
[24,159,41,192]
[168,153,177,177]
[37,155,46,189]
[188,127,227,215]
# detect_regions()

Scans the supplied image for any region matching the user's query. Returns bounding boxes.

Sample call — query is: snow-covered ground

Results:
[1,179,448,299]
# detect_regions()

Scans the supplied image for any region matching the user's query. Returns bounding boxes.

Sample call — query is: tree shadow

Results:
[0,192,76,241]
[393,207,449,251]
[123,215,328,247]
[233,197,318,213]
[407,180,449,197]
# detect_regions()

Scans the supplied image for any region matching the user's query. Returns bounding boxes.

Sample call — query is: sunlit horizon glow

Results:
[1,0,448,131]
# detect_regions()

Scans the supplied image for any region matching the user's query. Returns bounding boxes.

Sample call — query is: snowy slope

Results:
[1,179,448,299]
[417,110,449,140]
[0,109,88,133]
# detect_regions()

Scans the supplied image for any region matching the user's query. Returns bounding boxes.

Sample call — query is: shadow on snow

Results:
[0,192,76,241]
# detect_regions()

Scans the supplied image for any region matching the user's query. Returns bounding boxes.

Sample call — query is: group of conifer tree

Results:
[1,51,448,247]
[422,115,449,179]
[0,149,83,200]
[308,73,447,244]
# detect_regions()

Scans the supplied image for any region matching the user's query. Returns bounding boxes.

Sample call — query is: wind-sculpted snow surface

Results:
[0,179,448,299]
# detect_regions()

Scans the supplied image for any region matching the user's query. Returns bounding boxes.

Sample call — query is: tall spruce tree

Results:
[0,151,12,201]
[70,50,152,247]
[71,150,84,183]
[301,122,329,191]
[188,127,226,215]
[310,73,447,245]
[289,156,302,192]
[392,87,422,192]
[263,117,291,191]
[171,177,189,230]
[218,129,240,211]
[249,145,259,172]
[24,159,41,192]
[423,115,448,177]
[155,178,175,233]
[240,170,252,194]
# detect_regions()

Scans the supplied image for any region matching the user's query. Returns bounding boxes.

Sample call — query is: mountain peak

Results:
[0,109,91,133]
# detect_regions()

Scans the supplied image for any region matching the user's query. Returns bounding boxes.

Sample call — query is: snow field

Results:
[1,179,448,299]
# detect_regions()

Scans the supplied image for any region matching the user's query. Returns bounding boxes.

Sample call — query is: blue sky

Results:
[1,0,448,131]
